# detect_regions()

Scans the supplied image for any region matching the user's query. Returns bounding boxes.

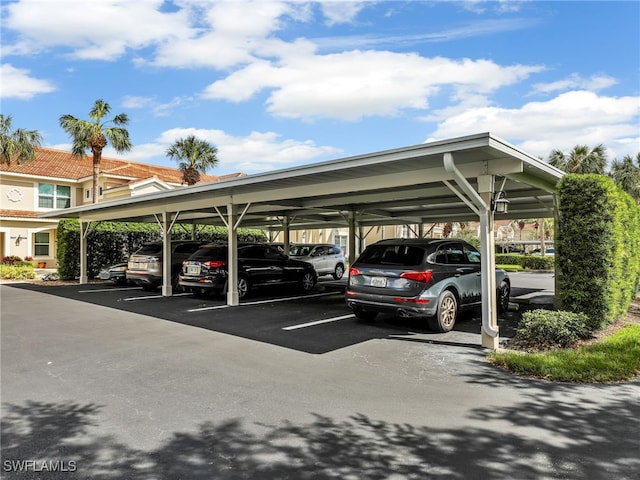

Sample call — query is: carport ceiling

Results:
[41,133,564,230]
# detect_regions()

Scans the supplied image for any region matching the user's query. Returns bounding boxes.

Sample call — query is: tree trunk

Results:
[91,147,102,204]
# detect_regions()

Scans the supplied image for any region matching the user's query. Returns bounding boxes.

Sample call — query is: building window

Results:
[39,183,71,209]
[334,234,347,251]
[34,232,50,256]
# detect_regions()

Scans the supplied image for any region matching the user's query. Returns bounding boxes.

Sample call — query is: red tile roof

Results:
[0,209,40,218]
[0,147,223,184]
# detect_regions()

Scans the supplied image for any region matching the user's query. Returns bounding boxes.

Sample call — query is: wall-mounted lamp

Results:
[14,235,26,246]
[492,191,509,214]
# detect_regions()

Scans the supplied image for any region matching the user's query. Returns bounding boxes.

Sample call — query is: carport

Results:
[41,132,563,348]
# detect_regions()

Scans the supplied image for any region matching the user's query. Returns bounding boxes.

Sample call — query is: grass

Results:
[489,323,640,383]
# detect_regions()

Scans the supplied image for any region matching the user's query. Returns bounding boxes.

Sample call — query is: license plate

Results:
[186,265,200,275]
[370,276,387,287]
[133,262,147,270]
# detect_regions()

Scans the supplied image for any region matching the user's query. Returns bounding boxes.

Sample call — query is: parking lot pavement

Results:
[2,275,638,480]
[10,278,506,353]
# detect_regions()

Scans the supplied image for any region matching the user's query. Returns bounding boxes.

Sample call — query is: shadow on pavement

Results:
[2,389,638,479]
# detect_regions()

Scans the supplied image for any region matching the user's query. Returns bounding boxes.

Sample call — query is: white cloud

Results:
[320,1,368,26]
[127,128,341,174]
[0,64,56,99]
[531,73,618,95]
[3,0,193,60]
[203,51,543,120]
[122,95,191,117]
[426,90,640,160]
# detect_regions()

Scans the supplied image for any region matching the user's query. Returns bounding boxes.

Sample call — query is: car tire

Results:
[300,272,316,293]
[332,263,345,280]
[237,275,250,299]
[353,307,377,322]
[428,290,457,333]
[498,280,510,314]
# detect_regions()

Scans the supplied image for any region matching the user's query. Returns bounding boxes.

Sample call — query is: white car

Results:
[288,243,346,280]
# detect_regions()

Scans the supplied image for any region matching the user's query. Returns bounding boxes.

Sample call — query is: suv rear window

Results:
[190,246,227,261]
[357,244,426,267]
[134,244,162,255]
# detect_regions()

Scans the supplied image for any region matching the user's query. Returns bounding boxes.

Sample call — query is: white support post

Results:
[348,211,356,266]
[227,203,239,306]
[161,211,172,297]
[283,215,290,255]
[79,221,90,284]
[478,175,500,349]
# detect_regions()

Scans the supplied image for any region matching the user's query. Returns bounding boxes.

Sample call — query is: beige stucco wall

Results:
[1,179,36,211]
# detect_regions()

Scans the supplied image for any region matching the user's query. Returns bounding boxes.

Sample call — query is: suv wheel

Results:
[237,275,250,299]
[300,272,316,292]
[332,263,345,280]
[498,280,510,314]
[428,290,457,333]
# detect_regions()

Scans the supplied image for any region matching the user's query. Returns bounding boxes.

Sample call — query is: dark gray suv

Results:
[345,238,510,332]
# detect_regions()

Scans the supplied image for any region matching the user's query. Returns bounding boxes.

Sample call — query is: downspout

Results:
[443,153,500,341]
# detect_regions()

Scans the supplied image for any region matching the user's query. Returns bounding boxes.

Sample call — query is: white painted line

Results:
[188,304,231,312]
[123,293,193,301]
[283,314,354,331]
[79,287,139,293]
[185,291,340,313]
[242,291,337,306]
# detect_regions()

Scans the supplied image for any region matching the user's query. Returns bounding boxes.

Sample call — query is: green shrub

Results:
[56,219,268,280]
[520,255,554,270]
[0,264,36,280]
[510,309,592,351]
[495,254,521,265]
[557,174,640,328]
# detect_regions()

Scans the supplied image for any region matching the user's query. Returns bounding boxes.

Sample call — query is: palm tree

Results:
[610,153,640,204]
[166,135,219,185]
[548,144,607,174]
[59,99,132,203]
[0,114,42,165]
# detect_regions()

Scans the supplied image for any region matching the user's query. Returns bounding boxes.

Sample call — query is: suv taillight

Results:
[348,267,361,276]
[204,260,226,268]
[400,270,433,283]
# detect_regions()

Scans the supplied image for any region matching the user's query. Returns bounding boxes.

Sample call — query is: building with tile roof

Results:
[0,147,244,266]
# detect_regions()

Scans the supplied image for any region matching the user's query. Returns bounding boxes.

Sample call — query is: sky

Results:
[1,0,639,176]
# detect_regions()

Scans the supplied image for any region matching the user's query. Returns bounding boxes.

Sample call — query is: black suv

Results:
[179,243,317,299]
[345,238,510,332]
[127,240,205,291]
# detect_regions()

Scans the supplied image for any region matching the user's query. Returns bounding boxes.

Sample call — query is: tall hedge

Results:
[56,219,267,280]
[556,174,640,329]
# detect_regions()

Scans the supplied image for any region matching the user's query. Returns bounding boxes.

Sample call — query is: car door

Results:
[310,245,329,274]
[432,242,480,306]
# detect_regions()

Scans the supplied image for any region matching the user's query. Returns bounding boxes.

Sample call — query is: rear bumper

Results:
[127,272,161,286]
[178,275,226,291]
[345,294,437,318]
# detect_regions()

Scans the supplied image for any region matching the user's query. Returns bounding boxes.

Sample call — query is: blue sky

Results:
[2,0,639,175]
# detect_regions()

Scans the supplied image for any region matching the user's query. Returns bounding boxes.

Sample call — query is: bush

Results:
[510,309,592,351]
[495,254,521,265]
[557,174,640,328]
[2,255,24,266]
[0,264,36,280]
[520,255,554,270]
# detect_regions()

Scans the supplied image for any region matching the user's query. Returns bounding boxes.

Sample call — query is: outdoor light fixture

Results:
[492,191,509,214]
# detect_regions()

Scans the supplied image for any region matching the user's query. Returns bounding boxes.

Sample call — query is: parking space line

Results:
[242,292,338,306]
[188,304,231,312]
[186,291,340,313]
[283,314,354,330]
[124,293,193,301]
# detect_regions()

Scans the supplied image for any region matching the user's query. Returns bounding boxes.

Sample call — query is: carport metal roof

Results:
[41,132,564,349]
[43,132,562,230]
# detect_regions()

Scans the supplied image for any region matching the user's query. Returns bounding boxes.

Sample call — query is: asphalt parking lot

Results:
[2,271,639,479]
[6,274,544,354]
